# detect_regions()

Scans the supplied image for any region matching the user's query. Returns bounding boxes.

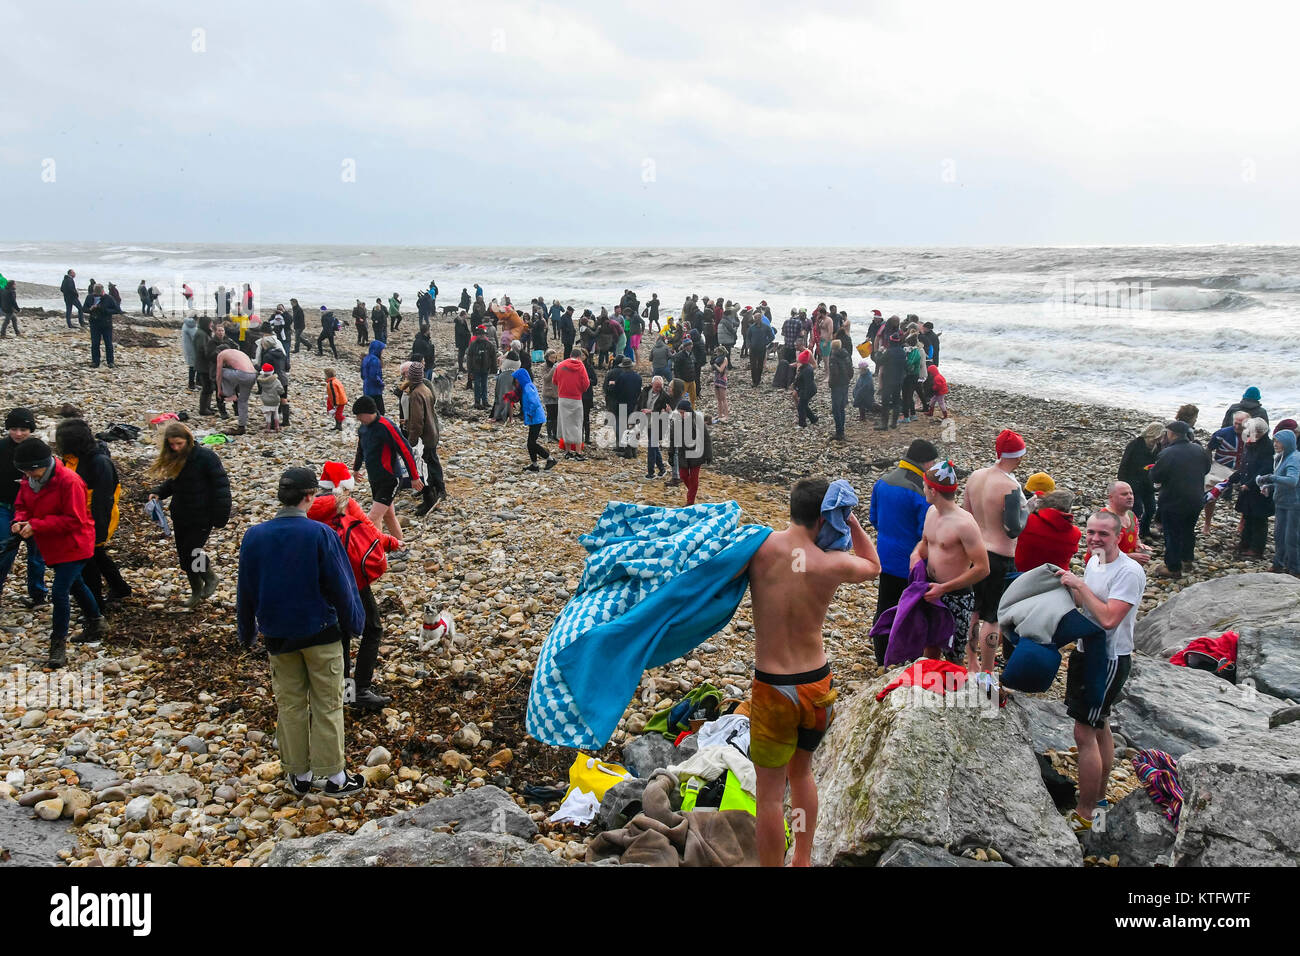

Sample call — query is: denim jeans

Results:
[647,444,664,477]
[473,372,490,407]
[0,503,48,600]
[1275,506,1300,573]
[831,384,848,437]
[51,560,99,642]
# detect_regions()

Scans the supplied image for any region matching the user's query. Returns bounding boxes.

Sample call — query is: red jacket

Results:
[552,357,590,401]
[307,494,400,589]
[13,459,95,564]
[1014,508,1082,573]
[927,365,948,396]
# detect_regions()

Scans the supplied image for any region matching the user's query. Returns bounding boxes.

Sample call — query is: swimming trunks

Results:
[940,587,975,659]
[974,551,1016,624]
[749,663,837,769]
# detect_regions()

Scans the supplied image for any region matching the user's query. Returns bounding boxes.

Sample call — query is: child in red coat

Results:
[926,365,949,419]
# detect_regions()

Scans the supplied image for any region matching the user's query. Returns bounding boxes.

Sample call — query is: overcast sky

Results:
[4,0,1299,246]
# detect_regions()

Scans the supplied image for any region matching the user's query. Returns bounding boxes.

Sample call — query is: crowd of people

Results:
[2,268,1297,858]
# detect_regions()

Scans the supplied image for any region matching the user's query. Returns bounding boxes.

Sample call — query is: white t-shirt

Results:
[1078,551,1145,659]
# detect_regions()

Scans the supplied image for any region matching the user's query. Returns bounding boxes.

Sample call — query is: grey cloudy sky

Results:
[4,0,1298,246]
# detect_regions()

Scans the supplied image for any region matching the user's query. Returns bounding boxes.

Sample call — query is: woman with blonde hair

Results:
[147,422,232,608]
[1118,421,1165,541]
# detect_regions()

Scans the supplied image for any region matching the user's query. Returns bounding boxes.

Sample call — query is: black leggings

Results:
[317,329,337,357]
[527,423,549,463]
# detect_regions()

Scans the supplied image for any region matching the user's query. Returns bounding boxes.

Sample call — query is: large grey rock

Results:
[1005,696,1078,809]
[266,827,562,867]
[0,799,78,866]
[1110,658,1282,759]
[1134,572,1300,658]
[594,778,649,833]
[1174,726,1300,866]
[621,733,698,779]
[371,785,535,841]
[1083,792,1176,866]
[68,763,122,792]
[1237,626,1300,703]
[811,679,1081,867]
[877,839,1010,867]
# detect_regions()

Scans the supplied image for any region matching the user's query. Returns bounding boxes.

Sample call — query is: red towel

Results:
[1169,630,1239,667]
[876,659,970,701]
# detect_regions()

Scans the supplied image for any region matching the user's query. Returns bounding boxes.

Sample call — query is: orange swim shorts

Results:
[748,663,837,769]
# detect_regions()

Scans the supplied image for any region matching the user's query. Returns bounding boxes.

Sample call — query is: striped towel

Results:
[1131,749,1184,828]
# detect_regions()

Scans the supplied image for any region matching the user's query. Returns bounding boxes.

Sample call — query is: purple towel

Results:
[871,558,956,667]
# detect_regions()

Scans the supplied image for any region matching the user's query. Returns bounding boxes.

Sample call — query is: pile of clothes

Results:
[1169,630,1238,684]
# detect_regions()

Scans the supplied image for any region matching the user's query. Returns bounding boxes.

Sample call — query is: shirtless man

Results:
[1100,480,1152,565]
[747,478,880,867]
[910,461,990,660]
[214,344,257,435]
[961,429,1027,673]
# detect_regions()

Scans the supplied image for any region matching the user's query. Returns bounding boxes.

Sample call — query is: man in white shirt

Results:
[1054,510,1146,833]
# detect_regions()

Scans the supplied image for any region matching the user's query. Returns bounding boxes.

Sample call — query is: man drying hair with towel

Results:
[746,478,881,866]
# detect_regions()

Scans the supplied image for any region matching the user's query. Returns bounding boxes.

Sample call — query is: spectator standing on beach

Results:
[61,270,83,327]
[961,429,1028,675]
[1117,422,1164,540]
[1056,511,1145,833]
[454,310,472,373]
[395,362,447,515]
[552,349,590,460]
[828,340,852,441]
[388,292,402,332]
[1236,418,1275,559]
[85,284,121,370]
[353,300,368,346]
[291,299,307,353]
[1149,421,1211,579]
[746,314,775,387]
[868,439,937,653]
[1257,427,1300,575]
[0,278,18,338]
[181,313,200,390]
[137,281,151,315]
[466,325,497,410]
[1203,411,1248,533]
[875,332,905,430]
[792,349,819,428]
[371,298,388,344]
[238,467,367,798]
[361,341,387,417]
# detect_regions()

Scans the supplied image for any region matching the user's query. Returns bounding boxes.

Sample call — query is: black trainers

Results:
[321,771,366,797]
[287,774,314,797]
[544,458,557,471]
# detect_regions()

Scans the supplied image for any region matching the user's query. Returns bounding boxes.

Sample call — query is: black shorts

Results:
[369,472,397,507]
[940,587,975,658]
[1065,650,1131,729]
[974,551,1016,624]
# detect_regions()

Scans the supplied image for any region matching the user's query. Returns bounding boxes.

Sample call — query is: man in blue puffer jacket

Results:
[1258,428,1300,575]
[361,340,386,416]
[509,367,556,472]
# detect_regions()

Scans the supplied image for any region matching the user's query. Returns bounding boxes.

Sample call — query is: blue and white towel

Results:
[815,478,858,552]
[527,501,771,749]
[144,498,172,536]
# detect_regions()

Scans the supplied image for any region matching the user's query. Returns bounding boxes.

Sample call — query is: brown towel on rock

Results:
[585,771,757,866]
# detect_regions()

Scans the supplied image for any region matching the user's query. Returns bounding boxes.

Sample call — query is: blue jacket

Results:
[237,511,365,651]
[1260,430,1300,509]
[549,304,564,324]
[361,340,385,395]
[869,461,931,578]
[512,368,546,426]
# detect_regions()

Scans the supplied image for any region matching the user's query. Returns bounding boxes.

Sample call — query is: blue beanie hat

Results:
[1244,386,1261,401]
[677,398,692,411]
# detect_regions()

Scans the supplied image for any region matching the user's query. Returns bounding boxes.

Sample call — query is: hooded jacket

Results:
[927,365,948,396]
[1014,508,1082,573]
[828,348,853,390]
[1236,435,1276,518]
[510,368,547,427]
[13,459,95,565]
[552,357,590,401]
[1259,429,1300,509]
[257,371,284,407]
[410,330,436,368]
[1223,398,1268,429]
[402,379,440,448]
[1151,436,1212,512]
[361,340,385,395]
[466,332,497,373]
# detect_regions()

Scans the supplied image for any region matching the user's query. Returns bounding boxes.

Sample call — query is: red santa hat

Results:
[872,309,882,317]
[261,363,274,372]
[995,429,1027,459]
[797,349,813,364]
[318,461,355,492]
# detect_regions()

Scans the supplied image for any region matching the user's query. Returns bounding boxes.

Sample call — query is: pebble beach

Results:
[0,293,1274,866]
